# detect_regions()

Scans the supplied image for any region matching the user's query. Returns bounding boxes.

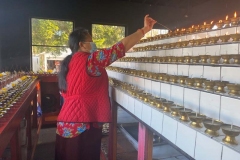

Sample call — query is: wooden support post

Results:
[10,129,21,160]
[138,122,153,160]
[108,86,117,160]
[32,95,38,128]
[26,106,32,151]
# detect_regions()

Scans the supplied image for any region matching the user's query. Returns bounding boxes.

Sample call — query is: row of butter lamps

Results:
[119,55,240,64]
[109,77,240,145]
[134,34,240,52]
[107,66,240,97]
[139,12,240,43]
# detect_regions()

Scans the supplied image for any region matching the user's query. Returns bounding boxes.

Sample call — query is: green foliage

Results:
[32,18,73,56]
[92,24,125,48]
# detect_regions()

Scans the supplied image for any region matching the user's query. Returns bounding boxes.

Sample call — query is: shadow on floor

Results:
[34,142,55,160]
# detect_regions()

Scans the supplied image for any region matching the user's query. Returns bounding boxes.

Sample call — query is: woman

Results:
[56,15,156,160]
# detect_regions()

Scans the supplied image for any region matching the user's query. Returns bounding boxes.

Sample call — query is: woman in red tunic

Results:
[55,15,156,160]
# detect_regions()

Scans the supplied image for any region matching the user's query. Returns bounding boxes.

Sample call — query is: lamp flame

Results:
[226,15,228,20]
[211,21,214,24]
[204,22,206,25]
[219,20,222,23]
[192,25,194,28]
[234,12,237,18]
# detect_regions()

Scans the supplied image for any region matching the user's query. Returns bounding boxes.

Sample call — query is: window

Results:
[31,18,73,72]
[92,24,125,49]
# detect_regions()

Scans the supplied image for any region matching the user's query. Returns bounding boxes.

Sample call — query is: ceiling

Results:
[114,0,211,8]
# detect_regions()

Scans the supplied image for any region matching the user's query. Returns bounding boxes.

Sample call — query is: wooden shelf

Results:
[0,79,40,160]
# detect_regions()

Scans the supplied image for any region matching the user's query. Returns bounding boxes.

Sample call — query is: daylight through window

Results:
[31,18,73,72]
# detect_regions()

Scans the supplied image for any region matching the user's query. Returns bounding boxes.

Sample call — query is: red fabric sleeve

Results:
[87,42,125,76]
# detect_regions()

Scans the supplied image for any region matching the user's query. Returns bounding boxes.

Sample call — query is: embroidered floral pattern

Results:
[87,41,125,76]
[57,122,87,138]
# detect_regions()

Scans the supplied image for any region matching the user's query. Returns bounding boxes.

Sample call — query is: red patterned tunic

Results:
[56,42,125,138]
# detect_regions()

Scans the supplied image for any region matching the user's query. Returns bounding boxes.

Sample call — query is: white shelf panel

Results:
[159,64,168,73]
[177,65,189,76]
[206,45,221,56]
[162,114,178,144]
[134,99,143,119]
[193,46,206,56]
[203,66,220,80]
[167,64,178,75]
[221,67,240,83]
[151,81,161,97]
[166,49,174,56]
[207,30,221,37]
[145,63,152,72]
[152,64,160,73]
[122,93,129,110]
[147,50,159,57]
[220,43,239,55]
[189,65,204,78]
[184,88,200,112]
[171,85,184,105]
[128,96,135,114]
[141,103,152,126]
[159,50,166,56]
[173,48,183,57]
[151,108,164,134]
[176,122,196,158]
[195,132,222,160]
[182,48,193,56]
[144,79,152,93]
[221,27,236,35]
[160,83,171,100]
[222,146,240,160]
[200,92,221,120]
[221,96,240,125]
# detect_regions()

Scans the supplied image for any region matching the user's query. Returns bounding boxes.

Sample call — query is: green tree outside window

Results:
[92,24,125,49]
[32,18,73,56]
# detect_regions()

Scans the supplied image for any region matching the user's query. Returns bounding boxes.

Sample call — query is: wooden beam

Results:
[138,122,153,160]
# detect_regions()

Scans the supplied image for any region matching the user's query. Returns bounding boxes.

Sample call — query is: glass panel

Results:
[31,18,73,46]
[32,46,71,72]
[92,24,125,48]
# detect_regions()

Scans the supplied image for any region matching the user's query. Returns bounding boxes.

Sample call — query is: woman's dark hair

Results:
[58,27,89,92]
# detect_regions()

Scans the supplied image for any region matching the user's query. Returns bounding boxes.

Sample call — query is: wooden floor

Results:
[33,127,137,160]
[33,107,189,160]
[101,128,138,160]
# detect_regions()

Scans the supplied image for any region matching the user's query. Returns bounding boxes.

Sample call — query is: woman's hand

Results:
[142,14,157,34]
[120,15,157,52]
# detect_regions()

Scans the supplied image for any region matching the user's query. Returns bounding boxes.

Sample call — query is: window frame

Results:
[30,17,74,71]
